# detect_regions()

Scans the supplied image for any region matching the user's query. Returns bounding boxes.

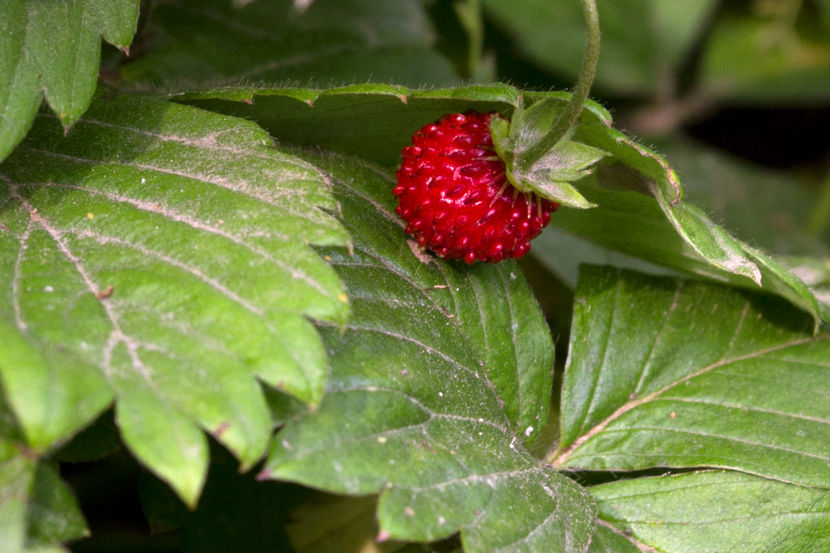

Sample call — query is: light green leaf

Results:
[0,95,349,504]
[0,0,139,161]
[264,151,596,553]
[0,442,87,553]
[490,97,605,208]
[0,448,33,552]
[593,471,830,553]
[555,266,830,489]
[481,0,717,95]
[530,226,682,291]
[120,0,456,89]
[25,463,88,548]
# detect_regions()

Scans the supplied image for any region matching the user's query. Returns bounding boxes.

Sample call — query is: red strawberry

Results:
[394,111,558,264]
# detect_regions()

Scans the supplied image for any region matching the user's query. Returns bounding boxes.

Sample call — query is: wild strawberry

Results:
[394,111,558,264]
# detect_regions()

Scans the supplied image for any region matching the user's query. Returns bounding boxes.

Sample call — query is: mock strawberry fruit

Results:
[394,111,558,264]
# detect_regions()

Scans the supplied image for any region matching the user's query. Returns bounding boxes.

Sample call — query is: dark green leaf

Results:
[593,471,830,553]
[52,412,121,463]
[120,0,457,89]
[700,7,830,102]
[0,0,139,161]
[176,83,525,167]
[264,151,596,553]
[555,266,829,488]
[0,95,350,504]
[287,494,410,553]
[481,0,717,95]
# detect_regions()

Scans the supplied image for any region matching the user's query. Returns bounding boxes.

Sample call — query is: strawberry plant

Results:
[1,1,829,552]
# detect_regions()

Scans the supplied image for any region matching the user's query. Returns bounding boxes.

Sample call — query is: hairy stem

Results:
[523,0,600,163]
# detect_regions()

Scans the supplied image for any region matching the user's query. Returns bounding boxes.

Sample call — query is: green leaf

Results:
[119,0,457,90]
[700,6,830,102]
[263,151,597,552]
[172,84,826,322]
[175,83,526,167]
[656,140,829,259]
[25,462,88,548]
[548,179,825,326]
[585,523,640,553]
[0,0,139,162]
[530,226,682,291]
[554,266,830,489]
[0,95,350,504]
[481,0,717,95]
[0,442,87,553]
[593,471,830,553]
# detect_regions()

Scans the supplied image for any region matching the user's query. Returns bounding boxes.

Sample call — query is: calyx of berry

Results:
[490,97,608,210]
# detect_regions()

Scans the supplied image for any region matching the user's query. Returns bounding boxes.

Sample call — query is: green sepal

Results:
[489,97,605,208]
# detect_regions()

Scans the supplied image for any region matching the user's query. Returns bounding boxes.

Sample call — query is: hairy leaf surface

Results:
[174,83,826,322]
[555,266,830,489]
[264,151,596,553]
[593,471,830,553]
[0,0,139,161]
[0,95,349,504]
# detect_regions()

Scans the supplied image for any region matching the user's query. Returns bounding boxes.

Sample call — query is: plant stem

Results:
[454,0,485,80]
[523,0,600,163]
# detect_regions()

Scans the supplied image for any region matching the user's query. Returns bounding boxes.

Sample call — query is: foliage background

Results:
[1,0,829,552]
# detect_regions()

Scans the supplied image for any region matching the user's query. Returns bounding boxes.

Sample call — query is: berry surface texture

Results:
[394,111,558,264]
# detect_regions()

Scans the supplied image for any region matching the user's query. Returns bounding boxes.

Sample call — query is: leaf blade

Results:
[0,0,140,161]
[264,151,595,553]
[0,95,350,503]
[593,471,830,553]
[557,266,830,488]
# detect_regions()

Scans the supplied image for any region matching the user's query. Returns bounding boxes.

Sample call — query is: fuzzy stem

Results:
[523,0,600,163]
